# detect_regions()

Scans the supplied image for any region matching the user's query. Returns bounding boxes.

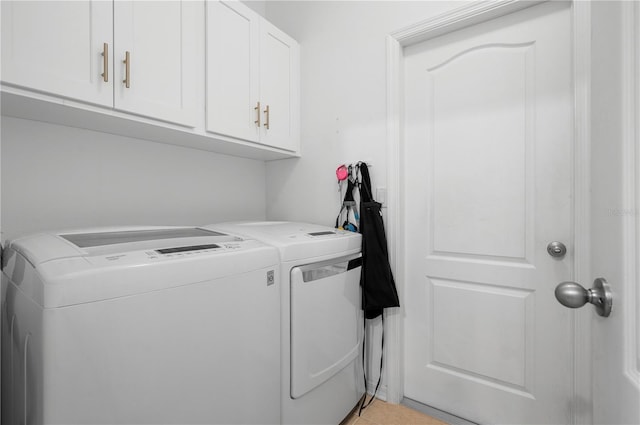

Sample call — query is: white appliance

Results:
[210,222,364,425]
[1,226,281,425]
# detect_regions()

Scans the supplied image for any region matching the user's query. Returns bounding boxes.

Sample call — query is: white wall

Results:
[264,1,459,226]
[241,0,267,18]
[1,117,267,241]
[264,0,461,401]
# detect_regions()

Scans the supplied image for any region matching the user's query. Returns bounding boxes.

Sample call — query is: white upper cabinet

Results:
[1,1,113,106]
[206,1,300,152]
[1,0,299,159]
[206,1,260,143]
[1,1,199,127]
[114,1,200,127]
[259,20,299,152]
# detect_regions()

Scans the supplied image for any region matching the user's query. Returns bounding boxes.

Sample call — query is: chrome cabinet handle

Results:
[101,43,109,82]
[122,51,130,88]
[555,278,612,317]
[264,105,270,130]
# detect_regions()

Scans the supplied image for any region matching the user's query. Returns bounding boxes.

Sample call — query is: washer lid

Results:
[3,226,279,308]
[60,227,228,248]
[204,222,362,262]
[9,226,239,266]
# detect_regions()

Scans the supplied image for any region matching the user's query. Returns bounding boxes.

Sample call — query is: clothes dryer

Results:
[1,226,280,424]
[210,222,364,425]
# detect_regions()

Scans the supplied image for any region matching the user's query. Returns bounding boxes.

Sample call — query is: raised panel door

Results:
[259,20,299,152]
[205,1,260,142]
[113,1,199,127]
[1,0,113,106]
[403,2,574,423]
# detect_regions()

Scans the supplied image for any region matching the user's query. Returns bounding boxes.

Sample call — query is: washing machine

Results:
[210,221,364,425]
[1,226,281,425]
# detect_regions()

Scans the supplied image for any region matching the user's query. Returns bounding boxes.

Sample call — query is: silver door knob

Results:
[547,241,567,258]
[554,278,612,317]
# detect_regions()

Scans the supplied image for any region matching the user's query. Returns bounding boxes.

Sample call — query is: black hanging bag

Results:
[358,163,400,319]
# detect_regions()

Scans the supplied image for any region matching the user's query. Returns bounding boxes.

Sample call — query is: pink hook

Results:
[336,164,349,182]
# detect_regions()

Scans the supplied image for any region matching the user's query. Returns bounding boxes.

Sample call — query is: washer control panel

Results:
[88,241,249,266]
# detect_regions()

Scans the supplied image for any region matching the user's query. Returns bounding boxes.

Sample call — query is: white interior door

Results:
[402,2,574,424]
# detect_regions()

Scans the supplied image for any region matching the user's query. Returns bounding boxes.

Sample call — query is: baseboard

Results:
[402,397,478,425]
[365,379,387,401]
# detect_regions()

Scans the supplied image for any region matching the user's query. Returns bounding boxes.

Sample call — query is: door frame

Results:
[621,0,640,389]
[384,1,593,423]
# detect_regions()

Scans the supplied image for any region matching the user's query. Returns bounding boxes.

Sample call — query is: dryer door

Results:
[290,254,362,399]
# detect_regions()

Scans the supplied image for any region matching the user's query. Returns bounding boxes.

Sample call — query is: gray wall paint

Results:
[1,117,266,241]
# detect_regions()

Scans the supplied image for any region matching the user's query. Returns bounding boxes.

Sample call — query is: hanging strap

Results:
[358,315,384,416]
[358,162,374,203]
[335,204,345,229]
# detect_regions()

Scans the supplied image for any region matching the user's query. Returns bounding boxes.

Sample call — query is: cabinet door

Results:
[114,1,200,127]
[1,1,113,106]
[206,1,260,142]
[259,20,300,152]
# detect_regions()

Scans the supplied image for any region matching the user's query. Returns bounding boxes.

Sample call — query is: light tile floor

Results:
[340,399,449,425]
